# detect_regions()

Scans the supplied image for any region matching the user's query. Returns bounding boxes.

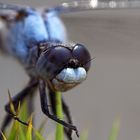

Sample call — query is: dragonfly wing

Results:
[0,3,28,11]
[0,3,31,22]
[0,11,19,22]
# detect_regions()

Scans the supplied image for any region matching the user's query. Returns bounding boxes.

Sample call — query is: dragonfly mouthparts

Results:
[51,67,87,92]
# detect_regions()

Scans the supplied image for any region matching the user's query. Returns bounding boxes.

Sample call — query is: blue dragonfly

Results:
[0,0,140,139]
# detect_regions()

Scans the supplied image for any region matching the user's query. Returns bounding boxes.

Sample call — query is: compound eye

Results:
[73,44,91,71]
[48,46,71,67]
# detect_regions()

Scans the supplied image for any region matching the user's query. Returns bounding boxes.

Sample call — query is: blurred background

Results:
[0,0,140,140]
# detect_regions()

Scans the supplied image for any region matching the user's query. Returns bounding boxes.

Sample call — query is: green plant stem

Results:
[55,91,64,140]
[108,116,120,140]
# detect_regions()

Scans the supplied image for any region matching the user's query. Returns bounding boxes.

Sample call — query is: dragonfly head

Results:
[36,43,91,92]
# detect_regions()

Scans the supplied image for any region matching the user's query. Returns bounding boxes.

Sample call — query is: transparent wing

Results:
[0,3,30,21]
[1,1,140,14]
[0,3,28,11]
[49,0,140,14]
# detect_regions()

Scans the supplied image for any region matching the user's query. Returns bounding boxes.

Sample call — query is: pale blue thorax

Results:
[4,8,67,63]
[4,9,48,60]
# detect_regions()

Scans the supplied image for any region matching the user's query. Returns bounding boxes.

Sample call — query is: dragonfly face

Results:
[36,43,91,91]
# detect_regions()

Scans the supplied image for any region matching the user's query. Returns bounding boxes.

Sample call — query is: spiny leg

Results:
[39,80,79,137]
[1,79,38,133]
[48,88,73,140]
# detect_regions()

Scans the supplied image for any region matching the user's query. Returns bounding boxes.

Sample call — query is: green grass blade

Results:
[80,129,89,140]
[37,119,47,134]
[34,119,47,140]
[8,120,19,140]
[108,116,120,140]
[33,127,45,140]
[19,101,28,122]
[1,132,8,140]
[8,91,16,115]
[18,125,26,140]
[55,91,64,140]
[26,116,32,140]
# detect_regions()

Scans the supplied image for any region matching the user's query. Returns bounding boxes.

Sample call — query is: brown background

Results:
[0,1,140,140]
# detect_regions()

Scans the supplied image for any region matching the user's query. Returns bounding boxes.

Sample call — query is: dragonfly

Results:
[0,0,140,140]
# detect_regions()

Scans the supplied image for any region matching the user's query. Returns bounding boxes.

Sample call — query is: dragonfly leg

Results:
[48,88,73,140]
[39,80,79,137]
[1,79,38,133]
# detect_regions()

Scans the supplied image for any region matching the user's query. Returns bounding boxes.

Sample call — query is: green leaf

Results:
[33,127,45,140]
[8,91,16,115]
[37,119,47,134]
[26,115,33,140]
[8,120,19,140]
[80,129,89,140]
[108,116,120,140]
[18,125,26,140]
[20,101,29,121]
[1,131,8,140]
